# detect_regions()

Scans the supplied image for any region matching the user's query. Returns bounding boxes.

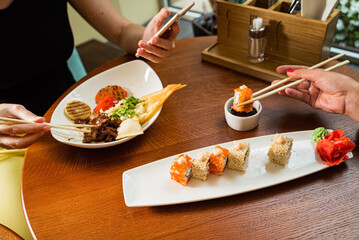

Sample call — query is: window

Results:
[164,0,213,18]
[332,0,359,64]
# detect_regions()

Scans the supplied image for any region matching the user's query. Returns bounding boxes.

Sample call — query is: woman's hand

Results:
[137,8,181,63]
[69,1,180,63]
[273,65,359,121]
[0,104,50,149]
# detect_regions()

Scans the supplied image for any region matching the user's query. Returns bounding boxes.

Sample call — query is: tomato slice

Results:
[95,85,127,104]
[94,95,118,113]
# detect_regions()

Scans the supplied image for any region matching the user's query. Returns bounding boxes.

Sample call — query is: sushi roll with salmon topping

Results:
[192,151,211,181]
[170,154,193,186]
[227,141,250,172]
[267,134,293,166]
[209,146,229,175]
[232,85,253,113]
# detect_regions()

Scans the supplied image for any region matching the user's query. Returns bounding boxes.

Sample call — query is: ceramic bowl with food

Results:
[224,97,262,131]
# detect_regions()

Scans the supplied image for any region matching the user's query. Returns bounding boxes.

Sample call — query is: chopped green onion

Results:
[109,96,141,119]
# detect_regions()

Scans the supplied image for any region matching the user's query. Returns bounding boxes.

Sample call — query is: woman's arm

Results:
[69,0,142,53]
[69,0,180,62]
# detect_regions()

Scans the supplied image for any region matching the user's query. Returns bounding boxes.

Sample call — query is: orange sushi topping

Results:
[232,85,254,113]
[209,146,229,175]
[170,154,193,186]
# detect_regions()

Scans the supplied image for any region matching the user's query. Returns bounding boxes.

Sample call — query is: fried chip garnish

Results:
[140,84,186,124]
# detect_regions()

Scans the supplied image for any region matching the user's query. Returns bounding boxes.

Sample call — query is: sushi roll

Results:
[227,141,250,172]
[232,85,253,113]
[209,146,229,175]
[267,134,293,166]
[192,151,211,181]
[170,154,193,186]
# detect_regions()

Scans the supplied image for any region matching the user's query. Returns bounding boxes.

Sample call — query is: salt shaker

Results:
[248,17,266,64]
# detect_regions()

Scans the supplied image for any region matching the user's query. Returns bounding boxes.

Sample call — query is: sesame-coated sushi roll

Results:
[227,141,250,172]
[170,154,193,186]
[192,151,211,181]
[267,134,293,166]
[209,146,229,175]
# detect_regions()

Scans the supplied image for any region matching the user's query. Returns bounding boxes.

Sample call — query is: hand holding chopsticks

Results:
[0,104,49,148]
[0,117,93,133]
[238,54,359,122]
[239,53,350,106]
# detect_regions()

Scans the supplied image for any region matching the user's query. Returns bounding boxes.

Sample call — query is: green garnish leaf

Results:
[109,96,141,119]
[312,127,328,142]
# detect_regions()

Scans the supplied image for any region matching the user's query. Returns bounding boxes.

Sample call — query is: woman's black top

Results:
[0,0,75,115]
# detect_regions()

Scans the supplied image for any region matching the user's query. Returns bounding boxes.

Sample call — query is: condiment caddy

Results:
[201,0,340,82]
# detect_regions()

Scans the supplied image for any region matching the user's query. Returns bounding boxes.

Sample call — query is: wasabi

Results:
[312,127,328,142]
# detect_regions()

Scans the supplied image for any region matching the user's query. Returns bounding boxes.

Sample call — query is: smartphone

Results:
[136,1,195,57]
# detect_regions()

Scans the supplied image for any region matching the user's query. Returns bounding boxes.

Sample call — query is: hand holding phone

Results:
[136,2,195,58]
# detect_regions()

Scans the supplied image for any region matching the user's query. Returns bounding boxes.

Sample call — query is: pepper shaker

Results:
[248,17,266,64]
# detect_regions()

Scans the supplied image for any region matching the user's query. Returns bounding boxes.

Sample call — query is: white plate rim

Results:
[50,60,163,149]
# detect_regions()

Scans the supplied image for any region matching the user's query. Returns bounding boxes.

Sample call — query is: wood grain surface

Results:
[0,224,23,240]
[21,36,359,239]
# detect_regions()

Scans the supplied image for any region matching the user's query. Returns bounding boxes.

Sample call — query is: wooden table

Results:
[0,224,23,240]
[21,36,359,239]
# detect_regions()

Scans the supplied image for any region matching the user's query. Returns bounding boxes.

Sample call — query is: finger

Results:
[138,40,169,59]
[165,21,181,41]
[2,104,45,123]
[276,65,308,74]
[136,48,163,63]
[0,123,50,135]
[284,88,311,104]
[287,69,324,83]
[273,79,310,96]
[278,90,287,96]
[271,80,287,88]
[0,132,45,149]
[296,81,311,90]
[153,8,170,29]
[150,37,175,51]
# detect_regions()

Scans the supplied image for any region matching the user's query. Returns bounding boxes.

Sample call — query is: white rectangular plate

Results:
[123,130,329,207]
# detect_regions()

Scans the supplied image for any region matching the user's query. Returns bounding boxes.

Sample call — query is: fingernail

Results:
[139,40,146,48]
[287,69,294,73]
[151,37,157,44]
[172,41,175,48]
[42,124,50,131]
[137,48,144,55]
[34,117,45,123]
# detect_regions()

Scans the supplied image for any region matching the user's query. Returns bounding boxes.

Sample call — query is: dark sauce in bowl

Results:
[229,108,257,117]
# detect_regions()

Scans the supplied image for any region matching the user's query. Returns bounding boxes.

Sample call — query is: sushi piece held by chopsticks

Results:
[232,85,254,113]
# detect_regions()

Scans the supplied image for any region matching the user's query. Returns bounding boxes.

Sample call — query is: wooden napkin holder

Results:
[201,0,340,82]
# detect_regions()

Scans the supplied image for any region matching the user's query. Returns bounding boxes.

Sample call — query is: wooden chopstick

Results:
[252,53,346,97]
[0,117,92,133]
[51,123,95,128]
[238,60,350,106]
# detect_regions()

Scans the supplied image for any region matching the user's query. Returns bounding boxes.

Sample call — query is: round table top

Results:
[21,36,359,239]
[0,224,23,240]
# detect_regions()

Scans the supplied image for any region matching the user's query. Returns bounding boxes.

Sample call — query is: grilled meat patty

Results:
[65,100,91,120]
